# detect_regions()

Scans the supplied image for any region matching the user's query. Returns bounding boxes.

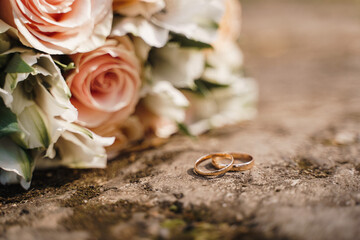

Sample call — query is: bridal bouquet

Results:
[0,0,257,189]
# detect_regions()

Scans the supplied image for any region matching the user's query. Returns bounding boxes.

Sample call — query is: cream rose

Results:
[0,0,113,54]
[67,36,141,128]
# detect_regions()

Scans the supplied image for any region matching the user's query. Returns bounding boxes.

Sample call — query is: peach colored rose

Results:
[67,36,141,128]
[0,0,113,54]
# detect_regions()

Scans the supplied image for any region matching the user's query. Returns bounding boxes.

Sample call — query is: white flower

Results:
[202,0,244,85]
[152,0,224,44]
[132,37,152,63]
[150,43,205,88]
[0,20,17,53]
[36,121,114,169]
[112,0,224,47]
[0,50,77,150]
[140,81,189,137]
[143,81,189,122]
[0,119,113,189]
[0,137,34,190]
[184,77,258,135]
[202,40,244,85]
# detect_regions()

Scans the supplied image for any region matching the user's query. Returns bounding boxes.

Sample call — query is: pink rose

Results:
[0,0,113,54]
[67,36,141,128]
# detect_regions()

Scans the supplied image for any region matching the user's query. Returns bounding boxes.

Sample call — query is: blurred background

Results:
[241,0,359,118]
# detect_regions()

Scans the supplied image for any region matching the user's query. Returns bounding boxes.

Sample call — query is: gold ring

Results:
[212,152,254,171]
[194,153,234,176]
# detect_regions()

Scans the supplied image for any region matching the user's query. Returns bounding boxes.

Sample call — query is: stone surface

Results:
[1,0,360,239]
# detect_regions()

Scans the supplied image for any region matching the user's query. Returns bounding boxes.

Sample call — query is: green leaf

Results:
[189,79,229,97]
[169,34,213,49]
[54,60,76,71]
[177,122,196,139]
[0,72,6,88]
[193,79,210,96]
[5,53,34,73]
[0,98,19,138]
[196,79,229,89]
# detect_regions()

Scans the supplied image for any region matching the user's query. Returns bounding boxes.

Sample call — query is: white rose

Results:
[143,81,189,122]
[202,40,244,85]
[184,77,258,135]
[112,0,224,47]
[150,43,205,88]
[138,81,189,138]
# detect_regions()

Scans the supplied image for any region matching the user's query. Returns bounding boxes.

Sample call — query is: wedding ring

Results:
[194,153,234,176]
[212,152,254,171]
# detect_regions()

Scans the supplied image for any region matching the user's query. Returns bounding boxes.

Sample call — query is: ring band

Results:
[194,153,234,176]
[212,152,254,171]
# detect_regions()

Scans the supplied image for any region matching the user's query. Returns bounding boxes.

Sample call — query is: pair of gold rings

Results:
[194,152,254,176]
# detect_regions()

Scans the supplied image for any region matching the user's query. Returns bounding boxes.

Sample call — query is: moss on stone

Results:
[61,200,149,240]
[296,157,334,178]
[61,185,101,208]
